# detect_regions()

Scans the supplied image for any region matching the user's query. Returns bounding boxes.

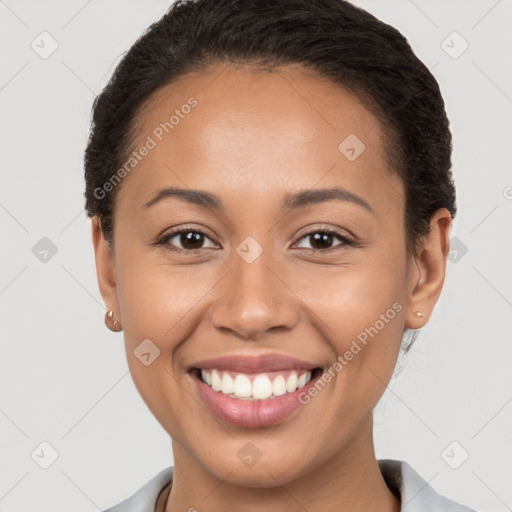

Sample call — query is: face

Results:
[93,63,449,487]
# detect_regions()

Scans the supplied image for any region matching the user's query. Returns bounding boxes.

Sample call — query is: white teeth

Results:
[234,374,252,398]
[201,369,211,386]
[211,369,222,391]
[252,374,273,400]
[286,372,298,393]
[221,373,234,395]
[272,375,287,396]
[199,369,314,400]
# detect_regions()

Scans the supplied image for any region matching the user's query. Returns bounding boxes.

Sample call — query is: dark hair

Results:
[84,0,456,354]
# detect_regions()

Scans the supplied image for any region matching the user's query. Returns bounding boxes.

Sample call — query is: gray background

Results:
[1,0,511,510]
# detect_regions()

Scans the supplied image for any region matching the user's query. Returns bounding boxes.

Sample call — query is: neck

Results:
[165,415,400,512]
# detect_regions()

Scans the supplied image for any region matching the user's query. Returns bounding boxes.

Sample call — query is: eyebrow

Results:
[143,186,374,214]
[143,188,222,210]
[282,187,374,214]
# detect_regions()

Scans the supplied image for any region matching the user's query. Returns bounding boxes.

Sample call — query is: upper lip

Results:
[189,354,321,373]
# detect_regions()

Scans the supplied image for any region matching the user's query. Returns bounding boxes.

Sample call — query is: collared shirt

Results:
[102,459,478,512]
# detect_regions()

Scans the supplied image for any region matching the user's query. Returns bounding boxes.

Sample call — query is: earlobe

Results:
[91,216,120,322]
[405,208,452,329]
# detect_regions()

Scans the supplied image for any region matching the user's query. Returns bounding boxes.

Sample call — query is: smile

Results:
[199,369,314,400]
[188,355,324,428]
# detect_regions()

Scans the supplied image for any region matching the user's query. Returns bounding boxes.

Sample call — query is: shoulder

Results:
[101,466,174,512]
[378,459,478,512]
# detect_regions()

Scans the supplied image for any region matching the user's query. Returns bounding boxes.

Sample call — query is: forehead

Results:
[117,63,404,220]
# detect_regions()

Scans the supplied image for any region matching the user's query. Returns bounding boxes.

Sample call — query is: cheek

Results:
[295,252,407,345]
[114,257,220,406]
[114,261,207,432]
[292,250,407,403]
[116,258,218,344]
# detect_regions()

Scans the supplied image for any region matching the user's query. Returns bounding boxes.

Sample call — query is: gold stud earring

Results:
[413,311,425,318]
[105,310,123,332]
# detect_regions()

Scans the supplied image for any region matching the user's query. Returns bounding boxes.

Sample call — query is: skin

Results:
[92,63,451,512]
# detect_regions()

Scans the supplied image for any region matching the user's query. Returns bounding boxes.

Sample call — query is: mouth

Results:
[187,355,324,428]
[190,367,323,401]
[188,354,323,400]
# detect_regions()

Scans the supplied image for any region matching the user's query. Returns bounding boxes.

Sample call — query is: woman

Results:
[84,0,477,510]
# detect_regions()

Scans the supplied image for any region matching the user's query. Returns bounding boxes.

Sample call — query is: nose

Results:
[209,249,299,340]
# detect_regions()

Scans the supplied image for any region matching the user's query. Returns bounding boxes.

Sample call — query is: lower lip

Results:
[192,371,320,428]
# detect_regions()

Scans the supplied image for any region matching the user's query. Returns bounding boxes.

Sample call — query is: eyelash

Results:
[152,225,356,253]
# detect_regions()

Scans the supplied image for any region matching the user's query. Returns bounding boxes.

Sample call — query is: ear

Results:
[405,208,452,329]
[91,216,119,315]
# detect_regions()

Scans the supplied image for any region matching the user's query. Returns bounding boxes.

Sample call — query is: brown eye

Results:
[157,229,218,252]
[175,231,206,250]
[295,230,353,251]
